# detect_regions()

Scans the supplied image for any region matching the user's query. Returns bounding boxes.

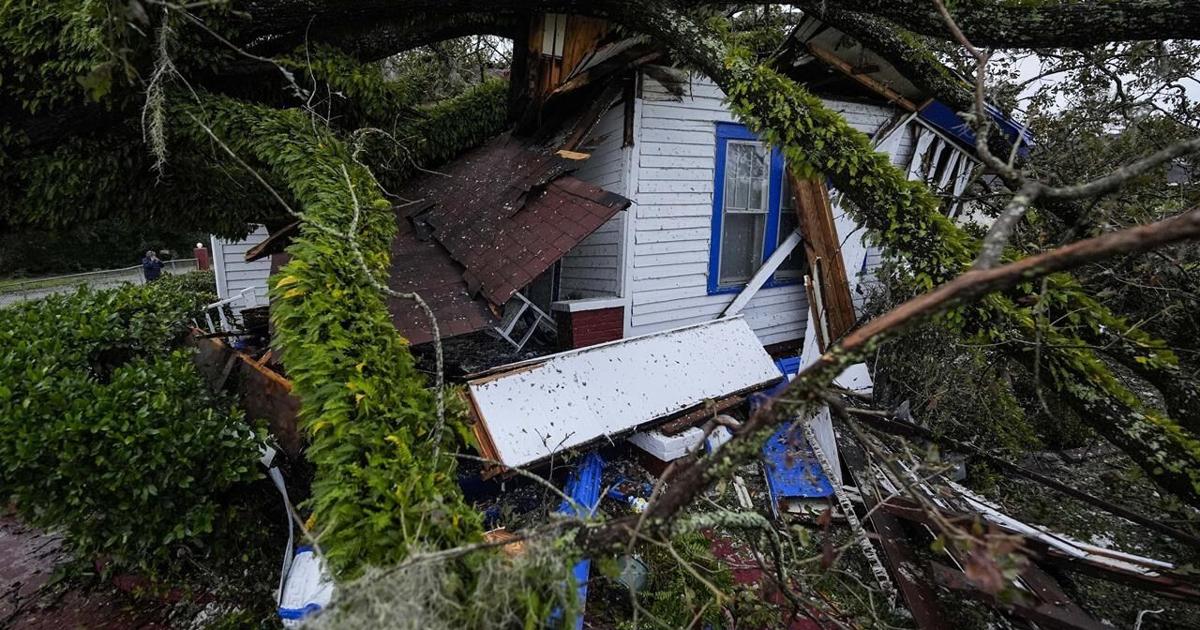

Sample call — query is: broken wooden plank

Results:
[467,317,780,470]
[656,395,745,435]
[807,43,918,112]
[846,410,1200,549]
[244,221,299,262]
[721,229,804,318]
[878,497,1200,601]
[790,174,857,342]
[838,434,950,629]
[932,562,1108,630]
[1018,563,1091,619]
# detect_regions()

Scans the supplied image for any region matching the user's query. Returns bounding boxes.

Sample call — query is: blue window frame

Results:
[708,122,804,295]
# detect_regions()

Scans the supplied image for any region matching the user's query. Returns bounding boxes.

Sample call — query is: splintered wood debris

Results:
[465,317,781,471]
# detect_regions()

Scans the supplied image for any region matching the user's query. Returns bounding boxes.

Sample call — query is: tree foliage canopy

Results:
[3,0,1200,606]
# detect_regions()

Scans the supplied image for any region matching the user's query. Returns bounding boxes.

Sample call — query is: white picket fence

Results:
[0,258,199,307]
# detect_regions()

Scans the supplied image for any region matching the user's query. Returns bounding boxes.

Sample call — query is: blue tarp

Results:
[919,99,1035,158]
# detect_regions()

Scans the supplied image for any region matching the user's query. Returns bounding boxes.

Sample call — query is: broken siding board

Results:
[468,317,781,469]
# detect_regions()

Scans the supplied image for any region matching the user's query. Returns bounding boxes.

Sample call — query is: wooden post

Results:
[788,173,858,342]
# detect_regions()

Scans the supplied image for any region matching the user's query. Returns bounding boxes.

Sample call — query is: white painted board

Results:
[468,317,781,469]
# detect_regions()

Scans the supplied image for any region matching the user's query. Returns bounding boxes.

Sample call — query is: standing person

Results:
[141,250,164,282]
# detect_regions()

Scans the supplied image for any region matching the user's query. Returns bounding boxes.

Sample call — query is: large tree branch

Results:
[589,206,1200,545]
[241,0,1200,50]
[801,0,1200,49]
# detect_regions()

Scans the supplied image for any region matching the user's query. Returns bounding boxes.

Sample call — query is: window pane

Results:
[719,213,765,285]
[776,174,805,278]
[724,142,769,212]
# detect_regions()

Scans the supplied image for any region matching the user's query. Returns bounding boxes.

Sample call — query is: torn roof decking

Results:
[466,317,782,471]
[385,134,629,345]
[399,134,629,307]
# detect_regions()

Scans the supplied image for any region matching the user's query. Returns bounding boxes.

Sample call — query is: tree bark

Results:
[794,0,1200,49]
[589,207,1200,544]
[601,4,1200,508]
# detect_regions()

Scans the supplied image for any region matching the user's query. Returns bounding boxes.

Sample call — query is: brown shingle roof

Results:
[387,133,630,345]
[386,214,495,346]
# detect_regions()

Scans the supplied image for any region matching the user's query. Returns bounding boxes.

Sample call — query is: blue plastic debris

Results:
[918,99,1035,158]
[605,477,651,513]
[554,452,605,629]
[755,358,834,518]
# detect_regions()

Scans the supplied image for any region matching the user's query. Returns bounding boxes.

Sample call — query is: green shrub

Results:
[0,272,260,574]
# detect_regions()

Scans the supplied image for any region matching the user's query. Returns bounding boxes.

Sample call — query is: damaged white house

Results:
[211,14,1026,357]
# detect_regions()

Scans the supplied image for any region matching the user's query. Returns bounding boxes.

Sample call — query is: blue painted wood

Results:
[707,123,803,296]
[919,100,1034,157]
[754,359,834,518]
[554,452,605,629]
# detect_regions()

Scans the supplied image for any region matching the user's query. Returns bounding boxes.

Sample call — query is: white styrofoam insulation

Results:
[468,317,780,469]
[628,423,734,461]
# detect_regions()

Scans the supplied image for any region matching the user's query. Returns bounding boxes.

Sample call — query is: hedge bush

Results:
[0,272,262,574]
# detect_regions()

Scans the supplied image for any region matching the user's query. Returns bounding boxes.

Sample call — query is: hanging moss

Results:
[172,81,506,577]
[710,42,1200,504]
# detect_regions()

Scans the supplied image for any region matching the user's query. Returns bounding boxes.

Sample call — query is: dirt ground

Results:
[0,515,169,629]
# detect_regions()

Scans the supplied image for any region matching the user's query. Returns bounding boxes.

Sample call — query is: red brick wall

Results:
[556,306,624,349]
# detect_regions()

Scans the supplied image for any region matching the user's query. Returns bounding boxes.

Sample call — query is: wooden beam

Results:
[839,433,952,629]
[789,174,857,342]
[244,221,299,262]
[807,43,918,112]
[622,70,636,148]
[657,394,746,436]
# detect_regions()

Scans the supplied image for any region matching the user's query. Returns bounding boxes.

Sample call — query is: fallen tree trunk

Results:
[588,206,1200,548]
[601,4,1200,510]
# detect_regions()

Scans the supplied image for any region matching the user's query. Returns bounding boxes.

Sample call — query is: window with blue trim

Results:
[708,122,805,295]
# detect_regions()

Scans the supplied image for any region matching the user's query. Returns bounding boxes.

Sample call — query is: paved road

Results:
[0,261,197,308]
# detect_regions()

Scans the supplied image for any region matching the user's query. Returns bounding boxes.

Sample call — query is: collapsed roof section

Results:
[387,134,629,345]
[781,15,1033,155]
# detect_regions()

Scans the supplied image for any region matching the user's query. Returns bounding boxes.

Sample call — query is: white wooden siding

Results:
[626,76,904,346]
[210,225,271,310]
[839,118,918,314]
[558,105,628,299]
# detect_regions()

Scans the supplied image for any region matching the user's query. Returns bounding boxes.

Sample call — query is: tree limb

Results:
[589,206,1200,545]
